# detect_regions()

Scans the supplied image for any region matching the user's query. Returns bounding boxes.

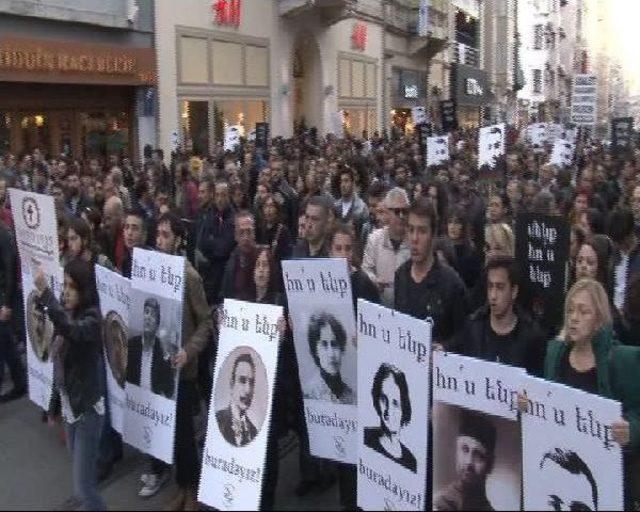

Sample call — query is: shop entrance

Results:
[0,83,135,160]
[292,37,323,134]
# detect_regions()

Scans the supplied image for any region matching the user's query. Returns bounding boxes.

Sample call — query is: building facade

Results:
[0,0,156,161]
[155,0,451,157]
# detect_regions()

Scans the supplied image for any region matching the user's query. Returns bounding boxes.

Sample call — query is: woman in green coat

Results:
[544,278,640,508]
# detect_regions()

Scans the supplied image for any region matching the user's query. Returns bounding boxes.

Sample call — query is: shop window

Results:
[213,99,268,141]
[339,58,351,97]
[212,41,243,85]
[351,61,365,98]
[365,63,377,99]
[180,101,209,157]
[0,113,9,154]
[246,45,269,87]
[342,106,376,137]
[180,37,209,84]
[81,112,130,159]
[19,114,50,155]
[533,25,544,50]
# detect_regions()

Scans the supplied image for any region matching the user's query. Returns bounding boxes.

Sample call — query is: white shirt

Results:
[614,253,630,311]
[140,338,154,392]
[341,198,354,218]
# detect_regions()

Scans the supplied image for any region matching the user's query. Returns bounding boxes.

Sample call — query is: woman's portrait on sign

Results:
[104,310,128,389]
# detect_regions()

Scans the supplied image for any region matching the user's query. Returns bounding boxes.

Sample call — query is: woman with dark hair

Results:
[255,194,293,263]
[572,235,614,295]
[63,217,114,270]
[445,206,482,290]
[34,260,106,511]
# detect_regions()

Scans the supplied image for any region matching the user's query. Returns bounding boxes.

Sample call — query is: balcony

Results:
[453,42,480,67]
[277,0,355,21]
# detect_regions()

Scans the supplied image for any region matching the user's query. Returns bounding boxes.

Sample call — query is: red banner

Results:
[351,22,367,51]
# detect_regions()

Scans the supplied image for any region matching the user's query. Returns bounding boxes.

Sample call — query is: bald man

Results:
[102,196,126,268]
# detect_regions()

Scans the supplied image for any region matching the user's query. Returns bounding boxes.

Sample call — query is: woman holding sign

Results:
[34,261,106,511]
[543,278,640,508]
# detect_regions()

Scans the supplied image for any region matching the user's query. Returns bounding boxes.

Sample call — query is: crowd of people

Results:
[0,124,640,511]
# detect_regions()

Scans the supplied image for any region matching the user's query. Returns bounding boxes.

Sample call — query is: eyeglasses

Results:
[388,207,409,217]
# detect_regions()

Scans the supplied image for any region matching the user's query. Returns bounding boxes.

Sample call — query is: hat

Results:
[459,409,497,454]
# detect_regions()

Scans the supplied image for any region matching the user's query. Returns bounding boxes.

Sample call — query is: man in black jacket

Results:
[394,199,468,349]
[0,220,25,403]
[455,256,545,377]
[126,297,175,399]
[194,180,236,306]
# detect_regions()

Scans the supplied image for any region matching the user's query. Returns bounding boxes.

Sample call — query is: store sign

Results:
[452,63,489,107]
[0,36,156,86]
[571,74,597,126]
[465,78,483,96]
[213,0,242,27]
[351,23,368,51]
[440,100,458,133]
[404,85,419,99]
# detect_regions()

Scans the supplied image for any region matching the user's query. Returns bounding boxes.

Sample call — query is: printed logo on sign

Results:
[223,483,235,508]
[143,426,152,449]
[334,435,346,458]
[22,197,41,229]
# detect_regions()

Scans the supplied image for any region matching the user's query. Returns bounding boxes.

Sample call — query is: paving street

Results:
[0,394,339,511]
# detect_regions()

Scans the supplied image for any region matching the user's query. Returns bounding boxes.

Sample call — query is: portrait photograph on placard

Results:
[301,310,356,405]
[25,289,54,363]
[213,345,269,449]
[126,291,180,400]
[433,402,522,511]
[104,310,128,390]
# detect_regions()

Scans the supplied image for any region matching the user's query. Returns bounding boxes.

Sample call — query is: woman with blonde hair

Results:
[543,278,640,508]
[484,222,515,262]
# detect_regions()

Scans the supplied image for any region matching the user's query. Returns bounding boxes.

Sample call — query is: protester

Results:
[362,187,411,307]
[542,278,640,509]
[34,261,107,511]
[394,199,468,349]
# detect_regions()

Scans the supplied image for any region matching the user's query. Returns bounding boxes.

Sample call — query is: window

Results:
[245,45,269,87]
[211,41,243,85]
[533,24,544,49]
[338,57,378,99]
[533,69,542,93]
[180,101,209,157]
[180,37,209,83]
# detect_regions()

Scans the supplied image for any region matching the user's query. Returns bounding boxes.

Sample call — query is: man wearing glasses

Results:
[362,187,411,307]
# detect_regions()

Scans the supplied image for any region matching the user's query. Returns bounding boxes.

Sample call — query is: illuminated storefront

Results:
[0,33,155,160]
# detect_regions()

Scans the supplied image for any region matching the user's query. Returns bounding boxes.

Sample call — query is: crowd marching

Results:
[1,124,640,511]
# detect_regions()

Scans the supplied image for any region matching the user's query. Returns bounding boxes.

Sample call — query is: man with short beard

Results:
[65,172,92,217]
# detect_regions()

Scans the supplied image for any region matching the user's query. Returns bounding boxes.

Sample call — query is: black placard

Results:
[255,122,270,150]
[611,117,633,153]
[416,123,432,157]
[440,100,458,133]
[515,214,570,333]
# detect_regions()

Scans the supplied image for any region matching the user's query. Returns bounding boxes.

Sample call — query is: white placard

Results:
[527,122,548,150]
[198,299,282,511]
[9,188,62,409]
[282,259,357,463]
[224,125,242,152]
[550,139,575,168]
[478,123,506,169]
[124,248,184,463]
[427,135,450,167]
[95,266,131,435]
[432,353,525,511]
[571,74,597,126]
[357,300,431,511]
[412,106,428,126]
[522,377,624,511]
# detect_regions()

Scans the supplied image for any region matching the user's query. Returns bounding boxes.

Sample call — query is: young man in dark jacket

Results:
[394,199,468,349]
[455,256,545,377]
[0,220,25,403]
